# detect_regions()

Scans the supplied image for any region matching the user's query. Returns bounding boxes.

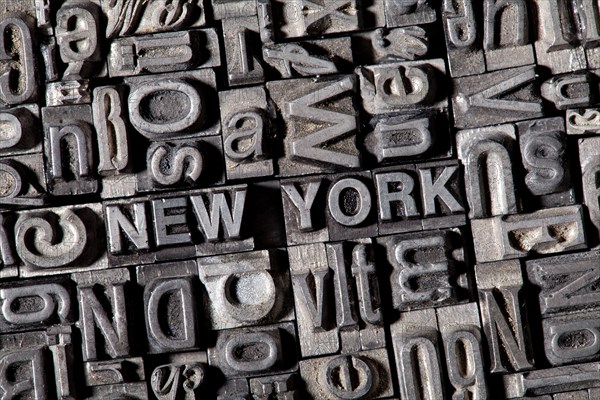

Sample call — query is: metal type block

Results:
[451,66,544,129]
[272,0,361,39]
[0,104,41,156]
[219,86,274,180]
[0,328,77,400]
[40,35,59,83]
[517,117,572,205]
[441,0,485,77]
[384,0,436,27]
[554,389,600,400]
[471,205,587,263]
[41,105,98,196]
[503,362,600,398]
[378,228,468,312]
[249,373,300,399]
[372,164,423,235]
[364,112,452,165]
[197,249,293,330]
[0,212,17,278]
[55,1,104,79]
[216,378,250,399]
[84,382,149,400]
[16,203,108,277]
[526,251,600,317]
[137,136,225,193]
[0,275,74,333]
[288,243,339,357]
[108,29,220,77]
[417,159,466,230]
[357,59,447,115]
[46,79,92,106]
[126,69,220,140]
[299,348,394,399]
[568,109,600,135]
[93,85,131,176]
[84,357,145,386]
[542,310,600,366]
[280,175,330,245]
[541,72,596,110]
[390,308,445,400]
[72,268,131,361]
[256,0,274,43]
[436,303,488,399]
[456,124,520,218]
[212,0,256,19]
[531,0,588,74]
[222,16,264,86]
[476,261,534,373]
[483,0,535,71]
[149,351,208,400]
[137,261,200,354]
[263,37,352,79]
[102,0,206,38]
[352,26,429,65]
[0,153,47,207]
[579,137,600,246]
[267,75,361,177]
[325,172,378,241]
[207,322,297,378]
[0,0,36,19]
[0,13,38,107]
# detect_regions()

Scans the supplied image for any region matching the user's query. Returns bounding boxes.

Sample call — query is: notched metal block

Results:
[0,275,74,333]
[208,322,298,378]
[568,109,600,135]
[108,29,220,77]
[73,268,132,362]
[41,105,98,196]
[15,203,107,277]
[378,228,468,312]
[0,153,47,207]
[357,59,447,115]
[541,72,596,110]
[126,69,221,140]
[219,86,274,180]
[222,16,264,86]
[353,26,430,65]
[0,105,41,156]
[84,357,145,386]
[197,249,294,330]
[542,310,600,366]
[264,36,352,79]
[457,124,520,218]
[249,373,301,399]
[102,0,206,38]
[384,0,436,27]
[471,205,587,263]
[137,261,200,354]
[267,75,361,177]
[452,66,544,129]
[148,351,208,399]
[436,303,488,399]
[441,0,485,77]
[503,362,600,398]
[299,348,394,399]
[476,261,534,373]
[46,79,92,106]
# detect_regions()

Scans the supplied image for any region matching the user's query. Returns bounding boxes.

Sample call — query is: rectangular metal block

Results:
[137,261,200,354]
[568,109,600,135]
[41,104,98,196]
[377,228,468,312]
[299,348,394,399]
[108,29,219,77]
[475,260,534,373]
[219,86,274,180]
[542,310,600,366]
[207,322,298,378]
[0,104,42,157]
[451,66,544,129]
[197,249,294,330]
[222,16,264,86]
[83,357,145,386]
[15,203,108,277]
[267,75,361,177]
[471,205,587,263]
[0,152,47,207]
[352,26,430,65]
[357,59,447,115]
[211,0,256,19]
[579,137,600,247]
[384,0,436,27]
[263,36,353,79]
